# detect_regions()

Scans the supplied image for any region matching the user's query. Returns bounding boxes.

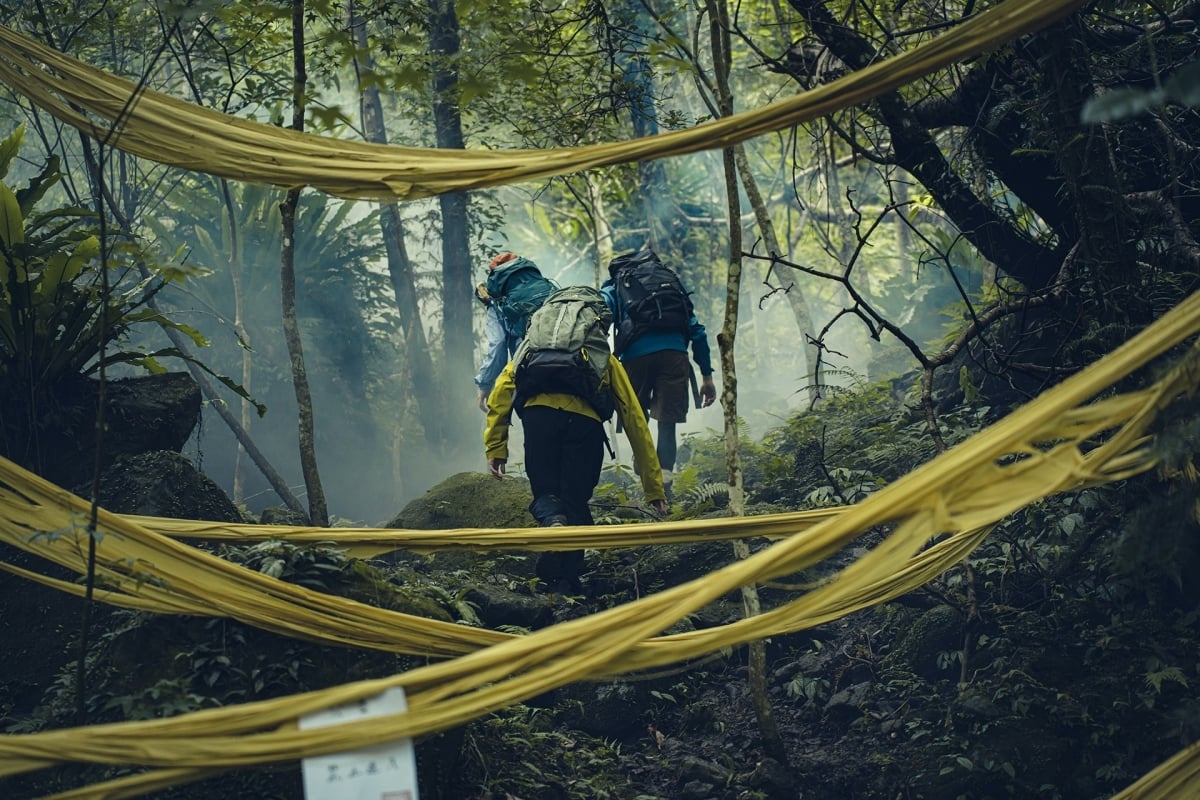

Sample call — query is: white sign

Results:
[300,687,419,800]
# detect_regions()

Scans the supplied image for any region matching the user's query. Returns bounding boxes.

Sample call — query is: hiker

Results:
[474,252,554,411]
[600,246,717,493]
[484,286,669,595]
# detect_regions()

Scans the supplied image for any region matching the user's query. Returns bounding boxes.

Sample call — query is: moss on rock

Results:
[386,471,536,530]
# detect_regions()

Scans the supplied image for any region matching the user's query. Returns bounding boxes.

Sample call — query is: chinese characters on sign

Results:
[300,687,418,800]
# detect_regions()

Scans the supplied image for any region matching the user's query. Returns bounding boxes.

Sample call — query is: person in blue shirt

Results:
[473,252,526,411]
[600,252,717,490]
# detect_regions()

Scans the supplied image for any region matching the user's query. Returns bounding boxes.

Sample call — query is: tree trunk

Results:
[429,0,475,448]
[619,0,670,251]
[281,0,328,526]
[1030,18,1137,299]
[708,0,788,766]
[586,173,613,287]
[219,178,252,503]
[77,135,305,516]
[786,0,1062,290]
[180,357,308,517]
[586,173,622,460]
[349,1,447,450]
[732,143,824,403]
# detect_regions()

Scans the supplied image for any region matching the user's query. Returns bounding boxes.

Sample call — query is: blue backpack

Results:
[485,257,556,337]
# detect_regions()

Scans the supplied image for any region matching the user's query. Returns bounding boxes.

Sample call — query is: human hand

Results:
[488,457,506,479]
[478,389,489,412]
[700,375,717,408]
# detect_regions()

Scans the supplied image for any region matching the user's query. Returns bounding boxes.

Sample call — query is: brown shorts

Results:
[623,350,692,423]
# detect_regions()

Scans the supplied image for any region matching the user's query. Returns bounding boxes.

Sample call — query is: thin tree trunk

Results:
[619,0,669,251]
[894,174,911,271]
[180,356,307,517]
[349,1,447,449]
[83,148,306,515]
[587,173,613,287]
[732,143,824,403]
[219,178,252,503]
[281,0,328,526]
[586,173,622,461]
[707,0,787,766]
[429,0,475,447]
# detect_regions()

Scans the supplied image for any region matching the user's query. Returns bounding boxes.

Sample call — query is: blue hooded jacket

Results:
[599,280,713,375]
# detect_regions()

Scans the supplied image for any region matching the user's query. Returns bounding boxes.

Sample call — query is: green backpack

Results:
[512,286,615,420]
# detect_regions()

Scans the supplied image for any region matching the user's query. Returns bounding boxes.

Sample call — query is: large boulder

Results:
[384,471,538,576]
[0,373,205,727]
[386,471,536,530]
[76,449,243,522]
[0,548,83,721]
[1,450,241,723]
[0,372,201,491]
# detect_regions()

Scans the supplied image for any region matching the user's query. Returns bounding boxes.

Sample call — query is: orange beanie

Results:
[487,252,518,271]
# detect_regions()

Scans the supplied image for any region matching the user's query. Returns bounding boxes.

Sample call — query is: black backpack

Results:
[512,286,615,421]
[485,257,556,337]
[608,248,694,355]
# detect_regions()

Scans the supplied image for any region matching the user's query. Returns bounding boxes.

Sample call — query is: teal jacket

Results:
[599,281,714,374]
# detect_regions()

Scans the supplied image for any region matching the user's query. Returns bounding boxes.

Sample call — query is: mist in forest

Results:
[170,218,838,526]
[156,154,959,527]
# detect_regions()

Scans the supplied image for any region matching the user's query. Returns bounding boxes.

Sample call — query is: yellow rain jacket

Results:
[484,355,666,503]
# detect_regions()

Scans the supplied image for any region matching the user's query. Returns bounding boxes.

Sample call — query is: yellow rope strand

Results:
[0,291,1196,797]
[0,0,1087,201]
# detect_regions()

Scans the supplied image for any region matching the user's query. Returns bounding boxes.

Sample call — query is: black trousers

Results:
[520,405,605,588]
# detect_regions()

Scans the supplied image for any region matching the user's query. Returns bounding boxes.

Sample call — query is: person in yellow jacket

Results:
[484,351,668,594]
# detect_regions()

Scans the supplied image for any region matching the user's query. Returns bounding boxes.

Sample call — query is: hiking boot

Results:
[546,515,568,527]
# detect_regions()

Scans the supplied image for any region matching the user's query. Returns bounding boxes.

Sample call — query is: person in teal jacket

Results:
[474,252,540,411]
[600,251,717,491]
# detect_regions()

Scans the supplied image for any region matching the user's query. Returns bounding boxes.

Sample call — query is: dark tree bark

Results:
[617,0,671,252]
[1026,18,1138,297]
[784,0,1066,290]
[281,0,328,526]
[349,1,448,450]
[769,0,1200,412]
[428,0,475,446]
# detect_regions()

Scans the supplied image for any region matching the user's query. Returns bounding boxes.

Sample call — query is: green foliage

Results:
[222,539,352,592]
[464,705,627,800]
[0,125,263,435]
[0,128,200,393]
[785,672,830,705]
[593,461,660,522]
[671,417,780,502]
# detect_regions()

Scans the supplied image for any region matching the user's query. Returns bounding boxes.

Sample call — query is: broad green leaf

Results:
[0,124,24,181]
[38,236,99,300]
[124,308,211,348]
[16,155,64,216]
[0,182,25,248]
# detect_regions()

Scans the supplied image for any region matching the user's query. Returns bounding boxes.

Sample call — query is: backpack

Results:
[607,248,694,355]
[485,256,556,337]
[512,286,615,421]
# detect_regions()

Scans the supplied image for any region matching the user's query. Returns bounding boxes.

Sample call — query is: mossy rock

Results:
[882,604,963,680]
[78,450,242,522]
[383,472,537,573]
[386,471,536,530]
[1,372,201,491]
